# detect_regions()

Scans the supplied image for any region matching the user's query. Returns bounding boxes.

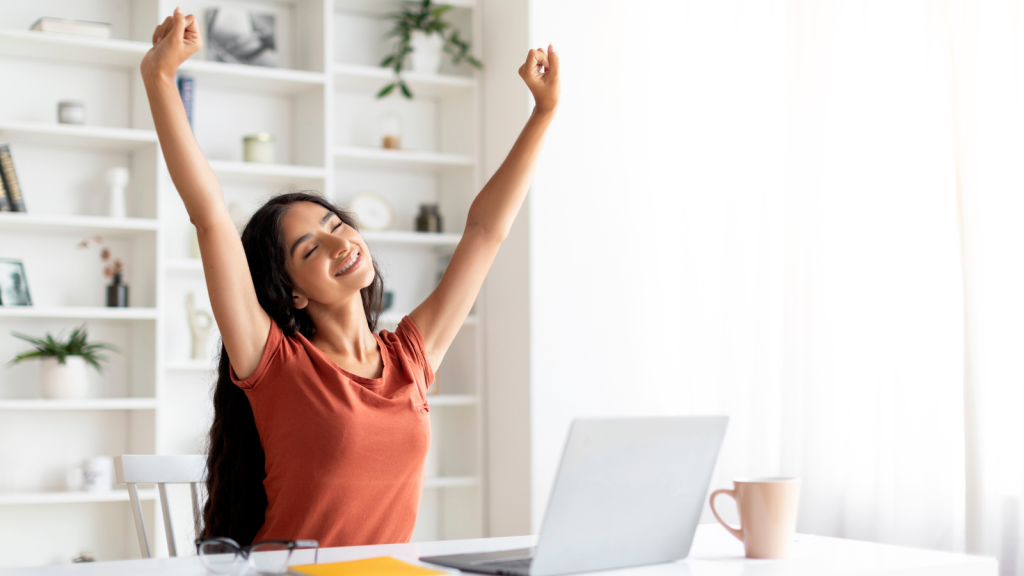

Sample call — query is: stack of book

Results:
[0,145,25,212]
[30,18,112,39]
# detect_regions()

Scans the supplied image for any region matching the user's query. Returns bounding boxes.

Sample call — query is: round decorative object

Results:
[39,356,89,399]
[348,192,394,231]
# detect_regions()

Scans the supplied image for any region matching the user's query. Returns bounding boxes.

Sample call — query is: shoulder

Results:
[230,320,307,391]
[380,316,434,385]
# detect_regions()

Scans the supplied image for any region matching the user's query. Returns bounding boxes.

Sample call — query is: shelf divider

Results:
[0,398,158,411]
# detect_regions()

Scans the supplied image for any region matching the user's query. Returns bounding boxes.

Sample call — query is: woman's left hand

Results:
[519,44,560,115]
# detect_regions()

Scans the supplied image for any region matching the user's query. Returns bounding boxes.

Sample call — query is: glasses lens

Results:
[249,542,292,574]
[199,541,239,574]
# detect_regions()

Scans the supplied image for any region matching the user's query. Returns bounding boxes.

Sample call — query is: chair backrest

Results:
[115,455,207,558]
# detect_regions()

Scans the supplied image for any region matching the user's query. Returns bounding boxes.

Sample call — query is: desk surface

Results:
[1,524,996,576]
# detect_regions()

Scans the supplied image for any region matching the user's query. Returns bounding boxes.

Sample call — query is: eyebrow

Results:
[288,211,337,258]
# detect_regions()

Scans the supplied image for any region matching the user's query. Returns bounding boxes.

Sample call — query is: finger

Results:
[172,7,188,35]
[525,49,540,70]
[526,49,549,75]
[533,48,550,71]
[153,16,172,45]
[547,43,559,74]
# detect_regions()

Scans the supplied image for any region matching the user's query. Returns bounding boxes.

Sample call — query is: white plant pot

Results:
[39,356,89,399]
[410,30,444,74]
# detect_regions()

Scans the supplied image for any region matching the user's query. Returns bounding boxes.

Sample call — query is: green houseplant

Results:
[9,325,120,399]
[377,0,482,99]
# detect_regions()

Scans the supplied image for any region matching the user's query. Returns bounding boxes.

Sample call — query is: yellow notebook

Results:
[289,556,449,576]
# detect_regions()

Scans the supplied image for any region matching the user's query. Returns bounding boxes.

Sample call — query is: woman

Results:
[141,9,559,546]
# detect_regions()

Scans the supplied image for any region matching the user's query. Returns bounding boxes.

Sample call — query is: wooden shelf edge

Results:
[334,146,475,167]
[0,398,158,410]
[0,213,157,232]
[207,159,327,179]
[0,307,158,320]
[423,476,479,488]
[426,394,478,406]
[0,488,157,505]
[0,121,156,142]
[362,231,462,246]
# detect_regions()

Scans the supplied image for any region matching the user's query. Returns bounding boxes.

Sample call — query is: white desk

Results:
[0,524,996,576]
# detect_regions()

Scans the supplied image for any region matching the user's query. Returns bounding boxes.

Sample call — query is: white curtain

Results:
[528,0,1024,570]
[668,0,1024,568]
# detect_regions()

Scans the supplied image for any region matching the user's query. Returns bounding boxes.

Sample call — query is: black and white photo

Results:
[205,7,278,67]
[0,259,31,306]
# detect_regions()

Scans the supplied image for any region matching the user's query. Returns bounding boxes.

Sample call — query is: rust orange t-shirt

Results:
[230,316,433,546]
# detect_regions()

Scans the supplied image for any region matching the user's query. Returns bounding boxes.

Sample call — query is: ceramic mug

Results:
[709,477,800,558]
[83,456,114,492]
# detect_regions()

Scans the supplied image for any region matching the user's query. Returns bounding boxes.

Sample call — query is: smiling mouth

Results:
[334,251,362,277]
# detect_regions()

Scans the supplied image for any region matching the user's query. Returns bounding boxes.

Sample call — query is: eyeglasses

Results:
[195,537,319,574]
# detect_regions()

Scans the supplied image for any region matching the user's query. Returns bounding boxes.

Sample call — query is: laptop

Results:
[420,416,728,576]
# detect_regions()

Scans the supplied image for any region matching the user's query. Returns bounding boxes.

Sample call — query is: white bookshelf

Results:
[0,0,486,567]
[0,489,158,506]
[335,146,475,169]
[0,121,157,150]
[0,398,157,410]
[0,213,158,235]
[0,307,159,320]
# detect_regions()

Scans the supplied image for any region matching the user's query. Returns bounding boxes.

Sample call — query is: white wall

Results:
[481,0,533,538]
[526,0,707,531]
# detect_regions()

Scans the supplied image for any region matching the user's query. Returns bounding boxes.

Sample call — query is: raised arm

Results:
[411,45,560,369]
[142,8,270,378]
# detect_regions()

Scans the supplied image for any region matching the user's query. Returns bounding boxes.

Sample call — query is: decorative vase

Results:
[105,167,129,219]
[39,356,89,399]
[415,204,443,232]
[410,30,444,74]
[107,272,129,307]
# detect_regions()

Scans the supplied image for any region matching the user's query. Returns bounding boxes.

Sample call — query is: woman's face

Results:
[281,201,375,310]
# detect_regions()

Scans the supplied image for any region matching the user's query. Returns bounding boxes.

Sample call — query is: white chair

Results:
[114,454,207,558]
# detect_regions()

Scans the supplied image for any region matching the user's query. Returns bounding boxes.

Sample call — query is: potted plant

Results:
[9,325,119,399]
[377,0,482,98]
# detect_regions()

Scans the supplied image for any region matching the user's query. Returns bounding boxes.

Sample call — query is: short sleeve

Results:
[230,320,289,391]
[393,316,435,387]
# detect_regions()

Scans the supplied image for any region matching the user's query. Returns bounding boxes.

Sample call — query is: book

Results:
[0,145,25,212]
[0,162,10,212]
[288,556,448,576]
[177,76,195,129]
[30,18,112,39]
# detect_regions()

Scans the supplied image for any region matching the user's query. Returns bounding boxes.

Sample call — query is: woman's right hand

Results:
[141,7,201,82]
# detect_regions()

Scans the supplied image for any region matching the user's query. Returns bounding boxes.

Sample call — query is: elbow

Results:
[465,222,508,247]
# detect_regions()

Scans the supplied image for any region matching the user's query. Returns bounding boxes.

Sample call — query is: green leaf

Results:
[377,83,397,98]
[381,54,396,67]
[8,324,118,370]
[400,81,413,99]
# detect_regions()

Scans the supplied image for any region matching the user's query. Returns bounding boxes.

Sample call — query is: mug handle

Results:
[709,488,744,542]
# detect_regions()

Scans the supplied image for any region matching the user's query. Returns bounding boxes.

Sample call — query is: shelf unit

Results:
[0,0,485,567]
[0,398,158,410]
[0,489,158,506]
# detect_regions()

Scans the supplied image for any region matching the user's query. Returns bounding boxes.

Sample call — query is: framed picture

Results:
[0,259,31,306]
[205,7,278,67]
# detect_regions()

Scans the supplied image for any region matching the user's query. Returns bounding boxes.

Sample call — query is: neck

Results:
[306,295,377,361]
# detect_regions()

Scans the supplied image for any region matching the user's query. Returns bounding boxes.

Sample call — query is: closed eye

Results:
[304,245,316,259]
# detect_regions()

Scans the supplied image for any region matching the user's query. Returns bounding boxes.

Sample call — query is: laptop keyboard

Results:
[477,557,533,574]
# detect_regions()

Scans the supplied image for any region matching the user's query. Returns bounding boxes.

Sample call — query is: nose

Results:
[323,230,351,258]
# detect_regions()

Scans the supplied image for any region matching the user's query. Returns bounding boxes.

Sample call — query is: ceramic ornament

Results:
[186,292,214,360]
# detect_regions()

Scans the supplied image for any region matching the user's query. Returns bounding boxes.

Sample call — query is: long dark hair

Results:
[200,192,385,543]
